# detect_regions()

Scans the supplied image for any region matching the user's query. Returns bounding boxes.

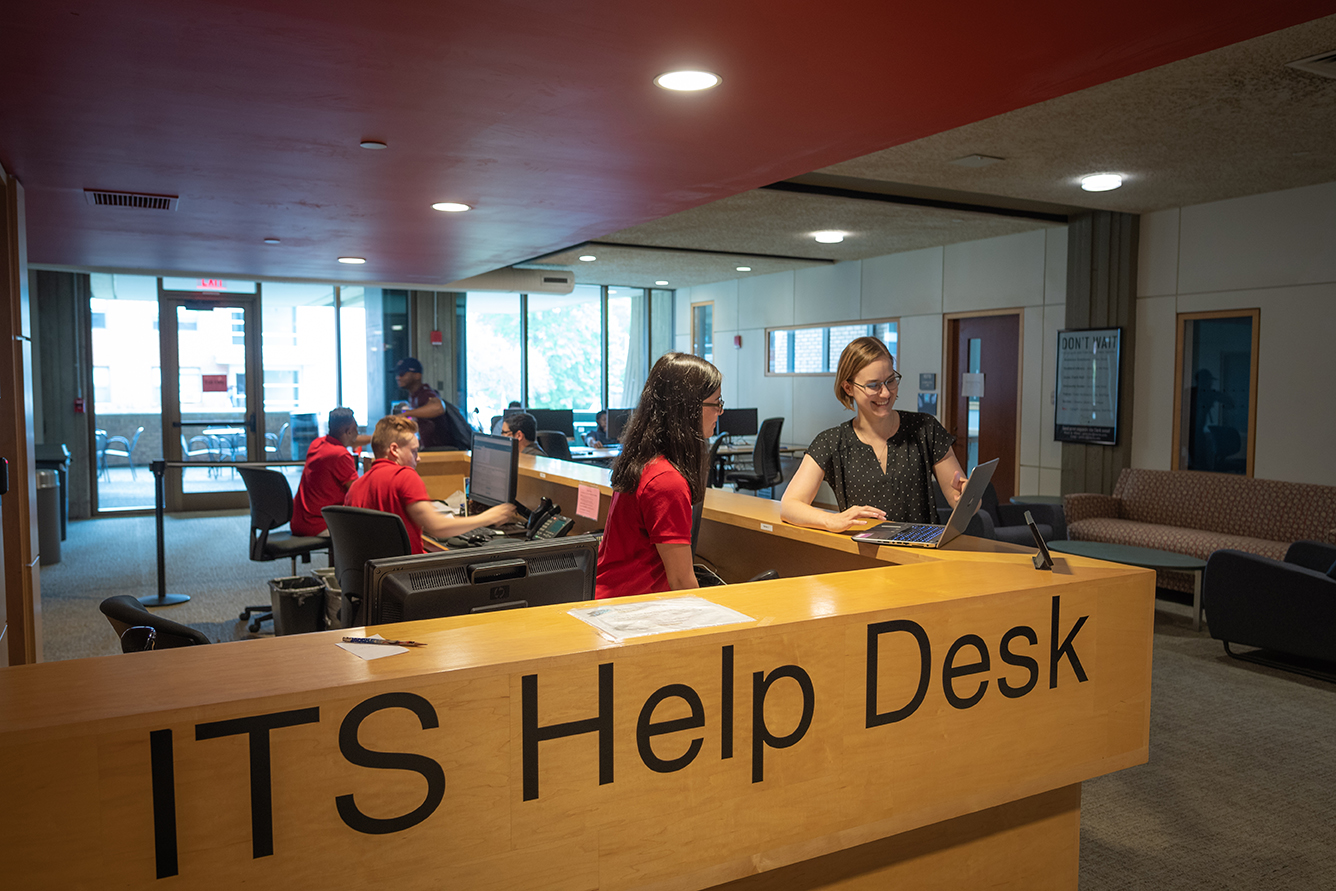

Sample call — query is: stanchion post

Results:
[139,460,190,607]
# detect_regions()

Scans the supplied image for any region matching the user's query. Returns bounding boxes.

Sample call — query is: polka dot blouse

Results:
[806,413,956,524]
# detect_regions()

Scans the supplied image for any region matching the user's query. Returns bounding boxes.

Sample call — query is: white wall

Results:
[1134,181,1336,485]
[676,226,1067,496]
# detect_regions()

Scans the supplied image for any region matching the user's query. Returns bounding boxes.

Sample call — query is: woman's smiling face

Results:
[842,356,898,419]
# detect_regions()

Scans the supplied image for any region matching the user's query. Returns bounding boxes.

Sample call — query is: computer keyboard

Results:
[893,524,943,543]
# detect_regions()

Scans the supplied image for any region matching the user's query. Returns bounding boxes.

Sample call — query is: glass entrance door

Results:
[161,286,261,511]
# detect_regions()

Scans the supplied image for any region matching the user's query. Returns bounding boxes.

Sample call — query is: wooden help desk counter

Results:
[0,451,1154,890]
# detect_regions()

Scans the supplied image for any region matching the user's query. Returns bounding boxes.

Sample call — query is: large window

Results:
[766,319,898,374]
[528,285,603,411]
[1174,310,1259,475]
[464,285,656,430]
[262,282,337,456]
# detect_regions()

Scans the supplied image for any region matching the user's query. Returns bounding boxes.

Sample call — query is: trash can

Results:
[36,469,61,565]
[35,443,70,541]
[311,567,343,630]
[268,576,325,636]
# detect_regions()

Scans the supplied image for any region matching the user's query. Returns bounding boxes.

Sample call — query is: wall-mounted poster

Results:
[1054,328,1121,445]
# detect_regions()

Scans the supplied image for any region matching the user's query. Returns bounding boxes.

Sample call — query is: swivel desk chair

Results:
[321,506,414,628]
[536,430,573,461]
[236,466,330,633]
[99,594,210,652]
[725,417,785,498]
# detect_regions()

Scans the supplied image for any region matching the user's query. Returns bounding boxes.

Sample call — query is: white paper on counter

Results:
[569,596,754,642]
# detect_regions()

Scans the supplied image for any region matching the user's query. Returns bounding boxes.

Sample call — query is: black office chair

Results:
[236,466,330,633]
[99,594,210,652]
[536,430,572,461]
[322,506,414,628]
[725,417,784,498]
[706,434,725,487]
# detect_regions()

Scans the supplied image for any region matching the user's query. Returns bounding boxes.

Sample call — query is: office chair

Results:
[236,466,330,633]
[104,425,144,480]
[99,594,210,651]
[536,430,573,461]
[690,498,779,586]
[322,506,413,628]
[265,421,291,458]
[706,435,725,487]
[725,417,784,498]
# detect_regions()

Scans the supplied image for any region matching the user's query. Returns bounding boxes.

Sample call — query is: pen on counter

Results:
[342,636,428,648]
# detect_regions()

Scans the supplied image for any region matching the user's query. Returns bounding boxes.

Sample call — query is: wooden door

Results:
[944,313,1020,501]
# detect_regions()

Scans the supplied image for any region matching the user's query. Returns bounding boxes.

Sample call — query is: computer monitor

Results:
[717,408,758,437]
[364,534,599,625]
[606,408,632,442]
[527,408,575,438]
[468,433,518,507]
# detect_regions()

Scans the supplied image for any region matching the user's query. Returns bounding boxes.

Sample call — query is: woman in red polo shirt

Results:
[595,353,723,599]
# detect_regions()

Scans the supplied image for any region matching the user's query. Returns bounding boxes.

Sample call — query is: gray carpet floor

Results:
[38,515,1336,888]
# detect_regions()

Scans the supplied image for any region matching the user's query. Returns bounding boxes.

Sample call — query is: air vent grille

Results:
[542,276,570,284]
[1286,50,1336,80]
[84,189,179,210]
[409,566,469,590]
[528,554,577,575]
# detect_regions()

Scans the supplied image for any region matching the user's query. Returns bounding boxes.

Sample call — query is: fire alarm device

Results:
[430,330,443,346]
[733,334,742,349]
[73,397,86,413]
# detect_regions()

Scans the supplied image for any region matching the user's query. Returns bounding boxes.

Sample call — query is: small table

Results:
[1048,540,1208,631]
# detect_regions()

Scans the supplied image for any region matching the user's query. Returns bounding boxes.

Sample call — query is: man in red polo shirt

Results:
[291,407,366,536]
[344,415,517,553]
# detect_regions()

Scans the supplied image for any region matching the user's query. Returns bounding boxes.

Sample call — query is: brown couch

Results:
[1064,469,1336,592]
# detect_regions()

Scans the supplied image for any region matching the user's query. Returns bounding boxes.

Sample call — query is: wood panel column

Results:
[1062,210,1139,496]
[0,164,42,665]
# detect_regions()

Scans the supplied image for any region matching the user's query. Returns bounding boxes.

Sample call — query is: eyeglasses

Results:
[702,399,725,413]
[849,372,902,394]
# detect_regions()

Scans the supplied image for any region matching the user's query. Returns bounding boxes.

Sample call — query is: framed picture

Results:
[1054,328,1121,445]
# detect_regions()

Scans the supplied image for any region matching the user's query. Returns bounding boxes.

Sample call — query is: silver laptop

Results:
[851,458,999,548]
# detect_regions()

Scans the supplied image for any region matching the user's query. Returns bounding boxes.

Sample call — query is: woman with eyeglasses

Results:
[781,336,966,532]
[596,352,724,598]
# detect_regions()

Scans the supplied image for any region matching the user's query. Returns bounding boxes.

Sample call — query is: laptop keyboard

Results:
[892,524,943,543]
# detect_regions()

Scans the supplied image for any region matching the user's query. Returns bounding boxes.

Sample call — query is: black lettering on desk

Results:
[149,729,178,879]
[751,665,815,783]
[866,620,931,727]
[335,692,446,835]
[721,644,734,760]
[999,625,1039,698]
[1050,595,1089,688]
[522,662,614,801]
[637,684,705,773]
[942,634,990,709]
[195,707,320,859]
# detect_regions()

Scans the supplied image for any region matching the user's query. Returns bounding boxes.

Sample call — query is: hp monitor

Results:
[717,408,758,437]
[606,408,633,442]
[364,534,599,625]
[528,408,575,438]
[469,433,519,507]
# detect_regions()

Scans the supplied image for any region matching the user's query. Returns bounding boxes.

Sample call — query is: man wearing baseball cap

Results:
[393,357,446,448]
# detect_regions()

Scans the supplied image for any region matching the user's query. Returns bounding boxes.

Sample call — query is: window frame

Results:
[763,316,900,377]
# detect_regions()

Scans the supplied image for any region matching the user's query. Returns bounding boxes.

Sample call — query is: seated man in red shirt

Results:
[344,415,517,554]
[291,407,365,536]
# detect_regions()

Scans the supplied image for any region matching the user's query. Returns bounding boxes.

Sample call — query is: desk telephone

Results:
[523,496,574,540]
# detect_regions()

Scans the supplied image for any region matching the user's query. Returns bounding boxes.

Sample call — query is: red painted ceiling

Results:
[1,1,1329,285]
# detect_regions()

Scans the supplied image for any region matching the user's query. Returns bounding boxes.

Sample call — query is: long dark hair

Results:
[611,352,722,502]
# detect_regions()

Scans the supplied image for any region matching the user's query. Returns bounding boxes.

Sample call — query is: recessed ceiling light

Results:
[431,202,471,212]
[359,140,387,150]
[736,266,751,272]
[263,237,281,245]
[337,256,366,264]
[579,255,597,262]
[654,70,721,91]
[655,280,669,286]
[1080,174,1123,192]
[813,231,845,244]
